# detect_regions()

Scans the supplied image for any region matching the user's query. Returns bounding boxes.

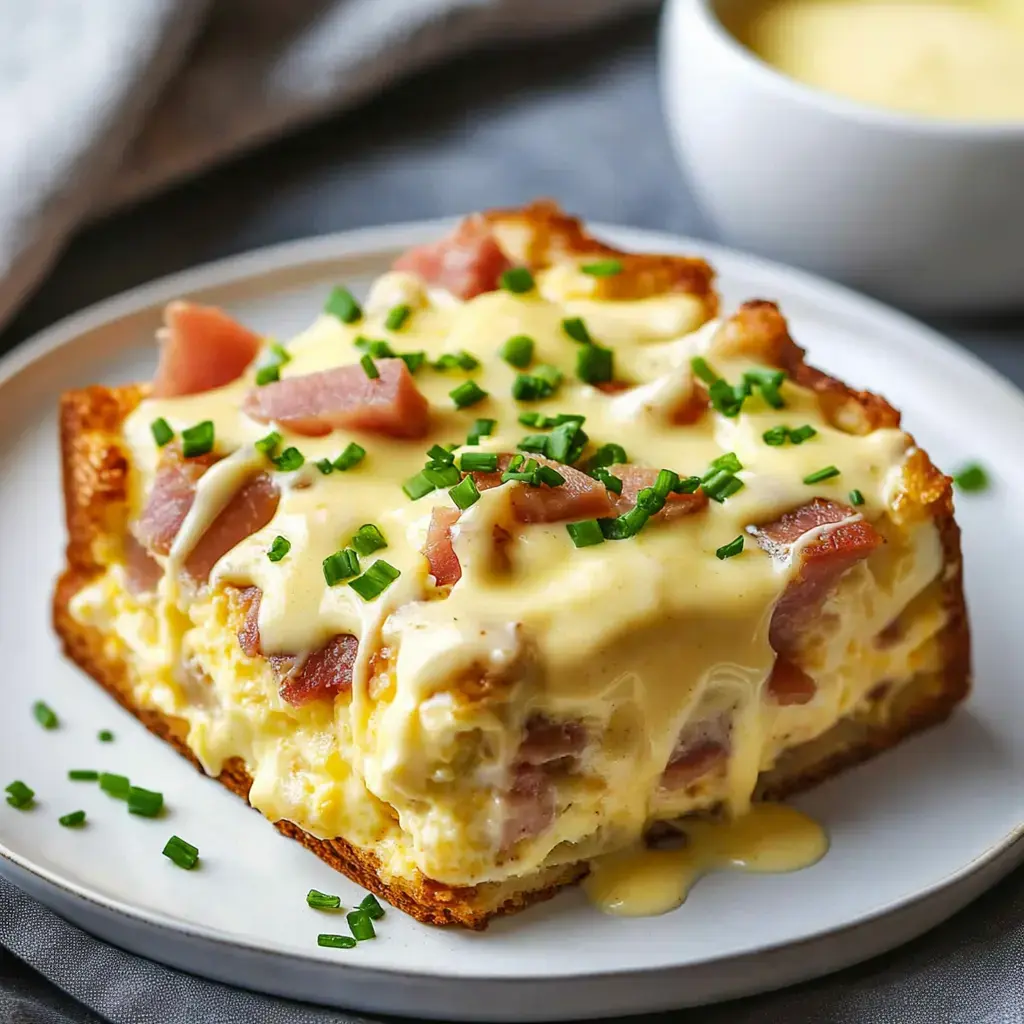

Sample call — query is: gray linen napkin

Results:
[0,0,654,330]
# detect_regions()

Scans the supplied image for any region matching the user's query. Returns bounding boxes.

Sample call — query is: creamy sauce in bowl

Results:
[723,0,1024,122]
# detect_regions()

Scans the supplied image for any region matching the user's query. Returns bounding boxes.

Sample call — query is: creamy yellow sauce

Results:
[725,0,1024,122]
[584,803,828,916]
[70,265,947,897]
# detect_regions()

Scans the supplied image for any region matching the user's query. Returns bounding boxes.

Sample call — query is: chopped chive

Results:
[803,465,841,485]
[98,730,114,743]
[315,458,334,475]
[562,317,592,344]
[788,424,817,444]
[267,536,291,563]
[500,267,535,294]
[324,286,362,324]
[351,524,387,557]
[334,442,366,471]
[716,536,744,560]
[673,476,702,494]
[127,787,164,818]
[181,421,215,459]
[467,418,496,445]
[427,444,455,465]
[33,702,58,730]
[399,351,426,374]
[433,350,479,371]
[953,463,989,493]
[5,781,34,809]
[359,894,385,920]
[586,443,628,471]
[403,471,436,500]
[743,368,786,408]
[255,431,282,455]
[267,341,291,365]
[654,470,680,498]
[162,835,199,870]
[307,889,342,910]
[705,452,743,476]
[502,457,540,483]
[581,259,623,277]
[535,465,566,488]
[849,489,865,507]
[99,773,130,800]
[422,463,461,488]
[459,452,499,473]
[762,426,789,447]
[348,560,401,601]
[592,467,623,494]
[518,434,549,455]
[385,304,411,331]
[59,810,86,828]
[690,356,719,385]
[500,334,535,368]
[323,549,361,586]
[566,520,606,548]
[598,505,650,541]
[636,486,667,516]
[272,446,304,472]
[360,354,380,380]
[150,418,174,448]
[708,378,745,417]
[347,909,376,941]
[450,380,488,409]
[318,933,357,949]
[68,770,99,782]
[576,343,614,385]
[449,475,481,510]
[254,364,281,386]
[703,471,744,503]
[354,337,395,359]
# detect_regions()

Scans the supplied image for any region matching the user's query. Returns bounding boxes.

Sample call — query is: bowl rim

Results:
[682,0,1024,138]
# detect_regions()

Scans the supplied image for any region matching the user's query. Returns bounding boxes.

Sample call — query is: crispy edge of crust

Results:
[53,292,969,929]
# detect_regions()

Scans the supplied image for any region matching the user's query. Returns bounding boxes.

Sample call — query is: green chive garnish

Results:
[318,934,356,949]
[255,431,282,455]
[716,536,744,560]
[348,560,401,601]
[162,835,199,870]
[150,418,174,447]
[334,442,366,471]
[654,470,681,497]
[347,909,376,941]
[33,702,58,730]
[99,773,130,800]
[127,787,164,818]
[307,889,342,910]
[849,489,865,507]
[181,421,215,458]
[467,418,496,445]
[803,465,840,485]
[586,443,628,471]
[58,810,86,828]
[576,343,614,385]
[449,475,481,510]
[562,317,592,344]
[762,426,789,447]
[324,286,362,324]
[266,341,291,365]
[592,467,623,494]
[427,444,455,465]
[315,458,334,475]
[953,463,989,493]
[566,520,605,548]
[385,304,411,331]
[351,524,387,557]
[789,424,817,444]
[581,259,623,277]
[360,354,380,380]
[255,364,281,386]
[323,549,361,586]
[690,357,719,385]
[69,770,99,781]
[450,380,488,409]
[399,351,426,374]
[403,472,436,500]
[272,447,304,472]
[354,337,395,359]
[423,462,461,488]
[459,452,499,473]
[433,351,479,371]
[500,267,535,294]
[98,730,114,743]
[511,371,560,401]
[674,476,702,494]
[5,781,34,809]
[500,334,534,368]
[359,894,385,920]
[267,536,291,563]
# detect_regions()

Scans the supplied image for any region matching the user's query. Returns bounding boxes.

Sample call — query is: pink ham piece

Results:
[392,215,512,299]
[235,587,358,706]
[134,449,219,556]
[516,716,588,766]
[501,764,556,850]
[611,465,708,520]
[659,716,730,791]
[767,657,818,706]
[425,507,463,586]
[242,359,430,439]
[123,534,163,595]
[151,301,262,398]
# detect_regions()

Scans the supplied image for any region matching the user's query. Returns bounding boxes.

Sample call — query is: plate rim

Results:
[1,217,1021,991]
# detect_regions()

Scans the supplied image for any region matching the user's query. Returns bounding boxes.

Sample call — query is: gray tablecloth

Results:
[2,9,1024,1024]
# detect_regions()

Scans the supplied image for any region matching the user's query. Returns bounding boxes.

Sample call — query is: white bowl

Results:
[660,0,1024,313]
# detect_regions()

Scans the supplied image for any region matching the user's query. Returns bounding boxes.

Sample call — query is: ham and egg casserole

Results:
[54,202,969,927]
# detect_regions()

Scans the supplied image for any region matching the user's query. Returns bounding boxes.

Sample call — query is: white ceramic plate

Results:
[1,222,1022,1022]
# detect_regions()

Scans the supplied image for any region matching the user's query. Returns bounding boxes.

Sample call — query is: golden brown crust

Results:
[52,231,969,929]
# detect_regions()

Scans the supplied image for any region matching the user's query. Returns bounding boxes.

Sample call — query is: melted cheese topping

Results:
[71,269,948,893]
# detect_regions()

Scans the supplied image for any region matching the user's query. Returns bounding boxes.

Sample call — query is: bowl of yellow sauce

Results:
[661,0,1024,311]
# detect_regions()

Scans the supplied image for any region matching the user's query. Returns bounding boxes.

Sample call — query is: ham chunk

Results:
[393,215,512,299]
[517,716,588,766]
[659,715,730,791]
[425,507,463,586]
[501,764,556,850]
[242,359,430,439]
[755,498,883,661]
[767,657,818,706]
[612,465,708,520]
[152,301,262,398]
[134,448,219,555]
[123,534,163,595]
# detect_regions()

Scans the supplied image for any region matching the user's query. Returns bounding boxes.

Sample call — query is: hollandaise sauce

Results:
[724,0,1024,122]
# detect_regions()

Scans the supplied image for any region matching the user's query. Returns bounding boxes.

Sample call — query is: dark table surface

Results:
[2,10,1022,1023]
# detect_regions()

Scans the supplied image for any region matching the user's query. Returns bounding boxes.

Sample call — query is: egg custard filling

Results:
[68,254,954,900]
